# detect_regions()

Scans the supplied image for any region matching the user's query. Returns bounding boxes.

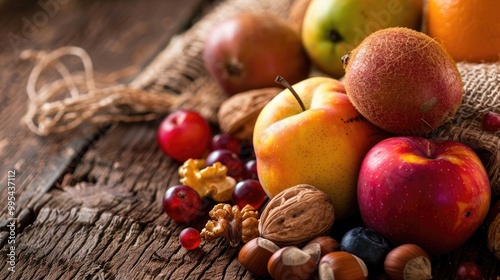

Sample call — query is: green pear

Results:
[302,0,423,78]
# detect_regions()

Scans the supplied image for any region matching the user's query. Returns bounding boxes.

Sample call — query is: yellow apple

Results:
[253,77,388,219]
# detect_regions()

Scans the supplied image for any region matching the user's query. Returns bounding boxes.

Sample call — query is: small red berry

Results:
[481,111,500,132]
[179,227,201,250]
[212,134,240,154]
[242,159,258,180]
[239,140,255,159]
[163,185,202,223]
[456,261,482,280]
[206,149,243,180]
[232,179,267,210]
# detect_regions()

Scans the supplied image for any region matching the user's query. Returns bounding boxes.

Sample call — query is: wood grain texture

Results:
[0,0,214,279]
[0,0,206,226]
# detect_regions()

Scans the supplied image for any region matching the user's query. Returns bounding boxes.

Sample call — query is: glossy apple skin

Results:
[253,77,388,220]
[358,136,491,255]
[157,110,212,162]
[302,0,423,78]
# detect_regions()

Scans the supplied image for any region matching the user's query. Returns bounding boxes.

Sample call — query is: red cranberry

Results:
[179,227,201,250]
[242,159,258,180]
[231,179,267,210]
[163,185,202,223]
[212,134,240,154]
[456,262,482,280]
[205,149,243,180]
[239,139,255,159]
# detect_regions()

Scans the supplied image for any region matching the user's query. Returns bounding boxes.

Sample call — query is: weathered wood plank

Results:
[0,0,207,230]
[0,0,212,278]
[1,206,255,279]
[32,122,180,224]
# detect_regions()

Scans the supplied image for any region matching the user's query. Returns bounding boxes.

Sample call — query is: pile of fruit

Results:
[159,0,500,279]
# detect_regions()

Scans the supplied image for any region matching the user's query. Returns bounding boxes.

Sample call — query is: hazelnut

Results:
[301,242,322,265]
[267,246,317,280]
[384,244,432,280]
[318,251,368,280]
[305,236,340,258]
[238,237,279,278]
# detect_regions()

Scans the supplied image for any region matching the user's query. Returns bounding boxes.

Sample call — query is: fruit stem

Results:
[341,52,350,69]
[275,76,306,112]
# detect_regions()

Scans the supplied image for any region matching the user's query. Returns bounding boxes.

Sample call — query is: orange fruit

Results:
[427,0,500,62]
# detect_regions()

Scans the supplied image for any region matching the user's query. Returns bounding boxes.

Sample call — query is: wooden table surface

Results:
[0,0,498,279]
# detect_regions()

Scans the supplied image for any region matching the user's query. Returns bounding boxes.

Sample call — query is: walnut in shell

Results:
[259,184,335,247]
[217,87,281,140]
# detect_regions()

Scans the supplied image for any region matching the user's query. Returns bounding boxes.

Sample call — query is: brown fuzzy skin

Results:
[343,27,463,135]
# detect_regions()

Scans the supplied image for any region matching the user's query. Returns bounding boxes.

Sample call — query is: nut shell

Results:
[238,237,279,277]
[488,212,500,260]
[218,87,280,140]
[302,242,322,264]
[384,244,432,280]
[268,246,317,280]
[304,236,340,259]
[259,184,335,247]
[319,251,368,280]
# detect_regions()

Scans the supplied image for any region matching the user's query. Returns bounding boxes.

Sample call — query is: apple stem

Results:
[275,76,306,112]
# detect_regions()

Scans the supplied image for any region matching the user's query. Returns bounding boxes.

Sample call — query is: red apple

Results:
[203,12,310,96]
[358,136,491,255]
[157,110,212,162]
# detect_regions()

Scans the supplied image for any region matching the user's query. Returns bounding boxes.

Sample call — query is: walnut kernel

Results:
[201,203,259,247]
